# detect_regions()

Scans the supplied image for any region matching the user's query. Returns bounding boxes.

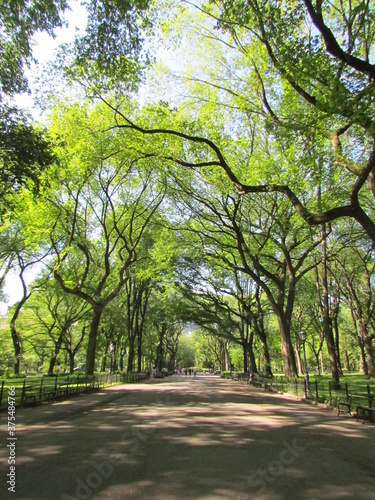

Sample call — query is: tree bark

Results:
[69,351,75,374]
[86,306,104,375]
[156,323,167,372]
[358,338,368,376]
[248,330,257,374]
[242,318,248,373]
[48,330,65,375]
[317,223,340,383]
[296,343,303,375]
[361,325,375,377]
[10,296,29,375]
[127,336,135,373]
[276,312,298,377]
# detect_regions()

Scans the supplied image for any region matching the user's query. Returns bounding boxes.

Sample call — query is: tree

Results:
[101,1,375,246]
[0,0,68,97]
[0,0,69,216]
[67,0,152,94]
[46,102,165,375]
[1,0,153,217]
[0,222,17,299]
[25,278,90,374]
[0,105,56,216]
[193,0,375,242]
[124,274,152,373]
[176,333,196,368]
[168,160,323,377]
[5,223,50,374]
[175,245,271,375]
[335,238,375,376]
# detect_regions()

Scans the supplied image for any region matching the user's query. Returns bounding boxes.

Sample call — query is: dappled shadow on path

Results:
[1,376,374,500]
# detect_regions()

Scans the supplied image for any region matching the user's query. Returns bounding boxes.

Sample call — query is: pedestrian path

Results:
[1,376,374,499]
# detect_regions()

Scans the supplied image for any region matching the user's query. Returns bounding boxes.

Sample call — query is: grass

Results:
[310,373,375,407]
[224,370,375,408]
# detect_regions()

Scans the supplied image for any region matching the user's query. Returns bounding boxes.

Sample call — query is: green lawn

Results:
[224,370,375,408]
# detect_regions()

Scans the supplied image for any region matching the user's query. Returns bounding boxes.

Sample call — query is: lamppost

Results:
[299,330,310,398]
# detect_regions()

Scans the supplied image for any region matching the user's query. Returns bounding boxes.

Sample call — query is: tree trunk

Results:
[242,319,248,373]
[324,325,340,383]
[48,331,65,375]
[350,309,368,375]
[127,336,135,373]
[354,314,375,377]
[86,306,104,375]
[320,351,325,375]
[362,330,375,377]
[48,354,57,376]
[242,345,248,373]
[248,330,257,374]
[119,347,126,372]
[101,343,109,372]
[321,224,339,383]
[137,329,143,373]
[276,313,298,377]
[10,318,22,375]
[358,335,368,375]
[136,286,150,373]
[156,324,167,372]
[10,297,28,375]
[111,341,118,373]
[296,343,303,375]
[344,350,350,371]
[69,351,75,374]
[259,334,272,377]
[314,352,321,374]
[253,285,272,376]
[332,299,343,376]
[224,342,229,371]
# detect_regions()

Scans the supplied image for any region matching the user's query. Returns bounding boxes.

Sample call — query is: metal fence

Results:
[0,372,148,409]
[222,372,373,409]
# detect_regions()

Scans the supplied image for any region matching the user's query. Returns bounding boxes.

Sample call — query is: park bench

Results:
[58,380,80,396]
[355,393,374,424]
[41,381,60,403]
[248,373,271,390]
[22,385,37,405]
[20,376,100,406]
[58,376,99,396]
[337,395,352,416]
[21,379,59,405]
[337,392,374,423]
[229,373,248,382]
[86,377,101,391]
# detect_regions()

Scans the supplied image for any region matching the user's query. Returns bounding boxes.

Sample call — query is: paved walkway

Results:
[1,375,375,500]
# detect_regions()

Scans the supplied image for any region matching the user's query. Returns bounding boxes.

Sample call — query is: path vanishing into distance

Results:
[1,375,375,500]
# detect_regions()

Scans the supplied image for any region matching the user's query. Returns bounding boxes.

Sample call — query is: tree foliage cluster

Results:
[0,1,374,380]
